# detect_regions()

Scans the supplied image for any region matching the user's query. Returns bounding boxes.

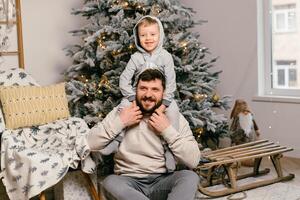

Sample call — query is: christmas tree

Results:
[64,0,231,149]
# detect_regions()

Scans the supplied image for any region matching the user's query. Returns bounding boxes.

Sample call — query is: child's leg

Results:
[165,100,179,131]
[162,140,176,172]
[161,100,179,172]
[99,98,131,155]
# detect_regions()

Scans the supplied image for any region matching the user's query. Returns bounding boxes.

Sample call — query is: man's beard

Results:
[136,96,162,114]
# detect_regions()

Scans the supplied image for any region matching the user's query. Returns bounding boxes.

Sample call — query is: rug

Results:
[195,176,300,200]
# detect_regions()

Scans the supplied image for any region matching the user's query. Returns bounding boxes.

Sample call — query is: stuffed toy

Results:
[229,99,260,145]
[229,99,261,166]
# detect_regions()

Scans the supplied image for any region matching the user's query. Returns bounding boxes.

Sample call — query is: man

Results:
[87,69,201,200]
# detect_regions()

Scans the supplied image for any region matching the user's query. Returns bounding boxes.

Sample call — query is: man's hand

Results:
[156,104,166,113]
[119,101,143,127]
[149,109,170,134]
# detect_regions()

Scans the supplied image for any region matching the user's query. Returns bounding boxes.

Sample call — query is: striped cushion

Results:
[0,82,70,129]
[0,68,39,131]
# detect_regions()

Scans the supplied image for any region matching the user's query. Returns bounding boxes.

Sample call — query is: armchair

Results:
[0,68,99,200]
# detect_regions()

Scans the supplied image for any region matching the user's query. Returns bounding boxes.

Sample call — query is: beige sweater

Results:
[88,107,201,177]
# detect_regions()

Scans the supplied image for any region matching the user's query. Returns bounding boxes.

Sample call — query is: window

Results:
[273,4,296,33]
[273,60,298,89]
[257,0,300,98]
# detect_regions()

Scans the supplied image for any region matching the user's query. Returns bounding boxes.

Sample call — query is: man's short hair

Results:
[137,69,166,90]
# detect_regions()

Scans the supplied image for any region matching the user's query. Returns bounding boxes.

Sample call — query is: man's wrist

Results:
[116,115,126,131]
[160,125,179,143]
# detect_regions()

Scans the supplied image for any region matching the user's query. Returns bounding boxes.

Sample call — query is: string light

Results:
[150,4,161,16]
[128,43,135,49]
[194,93,207,102]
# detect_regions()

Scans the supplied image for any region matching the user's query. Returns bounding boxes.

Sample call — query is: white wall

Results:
[20,0,300,157]
[21,0,83,85]
[182,0,300,157]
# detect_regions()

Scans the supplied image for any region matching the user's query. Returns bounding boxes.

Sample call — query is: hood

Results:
[133,15,165,55]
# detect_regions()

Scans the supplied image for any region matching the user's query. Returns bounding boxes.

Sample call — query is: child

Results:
[229,99,260,145]
[100,16,179,172]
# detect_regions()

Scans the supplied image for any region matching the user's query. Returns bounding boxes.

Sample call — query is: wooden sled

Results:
[196,140,295,197]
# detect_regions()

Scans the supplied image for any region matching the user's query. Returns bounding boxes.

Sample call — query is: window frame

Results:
[257,0,300,98]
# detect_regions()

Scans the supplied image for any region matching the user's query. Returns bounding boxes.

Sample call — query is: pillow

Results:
[0,82,70,129]
[0,68,39,132]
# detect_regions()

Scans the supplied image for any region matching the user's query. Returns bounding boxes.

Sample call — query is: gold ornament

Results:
[99,75,111,88]
[212,93,220,102]
[100,75,108,84]
[111,50,118,56]
[193,93,207,102]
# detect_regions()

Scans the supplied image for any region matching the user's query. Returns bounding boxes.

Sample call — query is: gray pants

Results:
[102,170,199,200]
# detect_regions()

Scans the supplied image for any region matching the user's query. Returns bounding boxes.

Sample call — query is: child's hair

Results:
[137,16,158,28]
[230,99,251,119]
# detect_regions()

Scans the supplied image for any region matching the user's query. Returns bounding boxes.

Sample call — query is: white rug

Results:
[196,177,300,200]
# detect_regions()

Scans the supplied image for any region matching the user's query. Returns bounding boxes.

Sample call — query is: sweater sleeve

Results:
[119,57,137,101]
[87,108,125,151]
[162,54,176,106]
[161,114,201,169]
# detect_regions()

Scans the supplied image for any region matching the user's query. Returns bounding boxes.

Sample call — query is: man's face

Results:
[138,23,160,54]
[136,78,164,114]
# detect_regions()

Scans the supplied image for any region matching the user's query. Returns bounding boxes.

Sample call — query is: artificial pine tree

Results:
[64,0,231,150]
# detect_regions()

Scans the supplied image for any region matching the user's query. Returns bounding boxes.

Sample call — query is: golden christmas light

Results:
[136,3,142,9]
[181,41,188,47]
[77,74,87,83]
[193,93,207,102]
[150,4,161,16]
[122,1,129,7]
[128,43,135,49]
[195,127,204,135]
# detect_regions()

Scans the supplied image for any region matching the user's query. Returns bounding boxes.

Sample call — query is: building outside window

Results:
[273,60,298,89]
[258,0,300,97]
[273,4,296,33]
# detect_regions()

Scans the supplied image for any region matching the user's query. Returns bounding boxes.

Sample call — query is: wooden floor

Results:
[261,156,300,185]
[1,156,299,200]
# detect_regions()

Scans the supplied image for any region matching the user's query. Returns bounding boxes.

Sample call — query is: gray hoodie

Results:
[119,15,176,106]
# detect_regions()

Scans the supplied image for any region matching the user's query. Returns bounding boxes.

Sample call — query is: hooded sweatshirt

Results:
[119,15,176,106]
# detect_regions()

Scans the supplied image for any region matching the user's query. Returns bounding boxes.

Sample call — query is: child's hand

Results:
[156,104,166,113]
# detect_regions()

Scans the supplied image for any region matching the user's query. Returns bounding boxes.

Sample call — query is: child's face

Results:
[138,23,160,54]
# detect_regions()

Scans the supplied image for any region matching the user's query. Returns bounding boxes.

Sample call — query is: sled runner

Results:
[196,139,295,197]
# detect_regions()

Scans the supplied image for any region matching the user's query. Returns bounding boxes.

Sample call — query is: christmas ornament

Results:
[212,93,220,102]
[99,75,109,86]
